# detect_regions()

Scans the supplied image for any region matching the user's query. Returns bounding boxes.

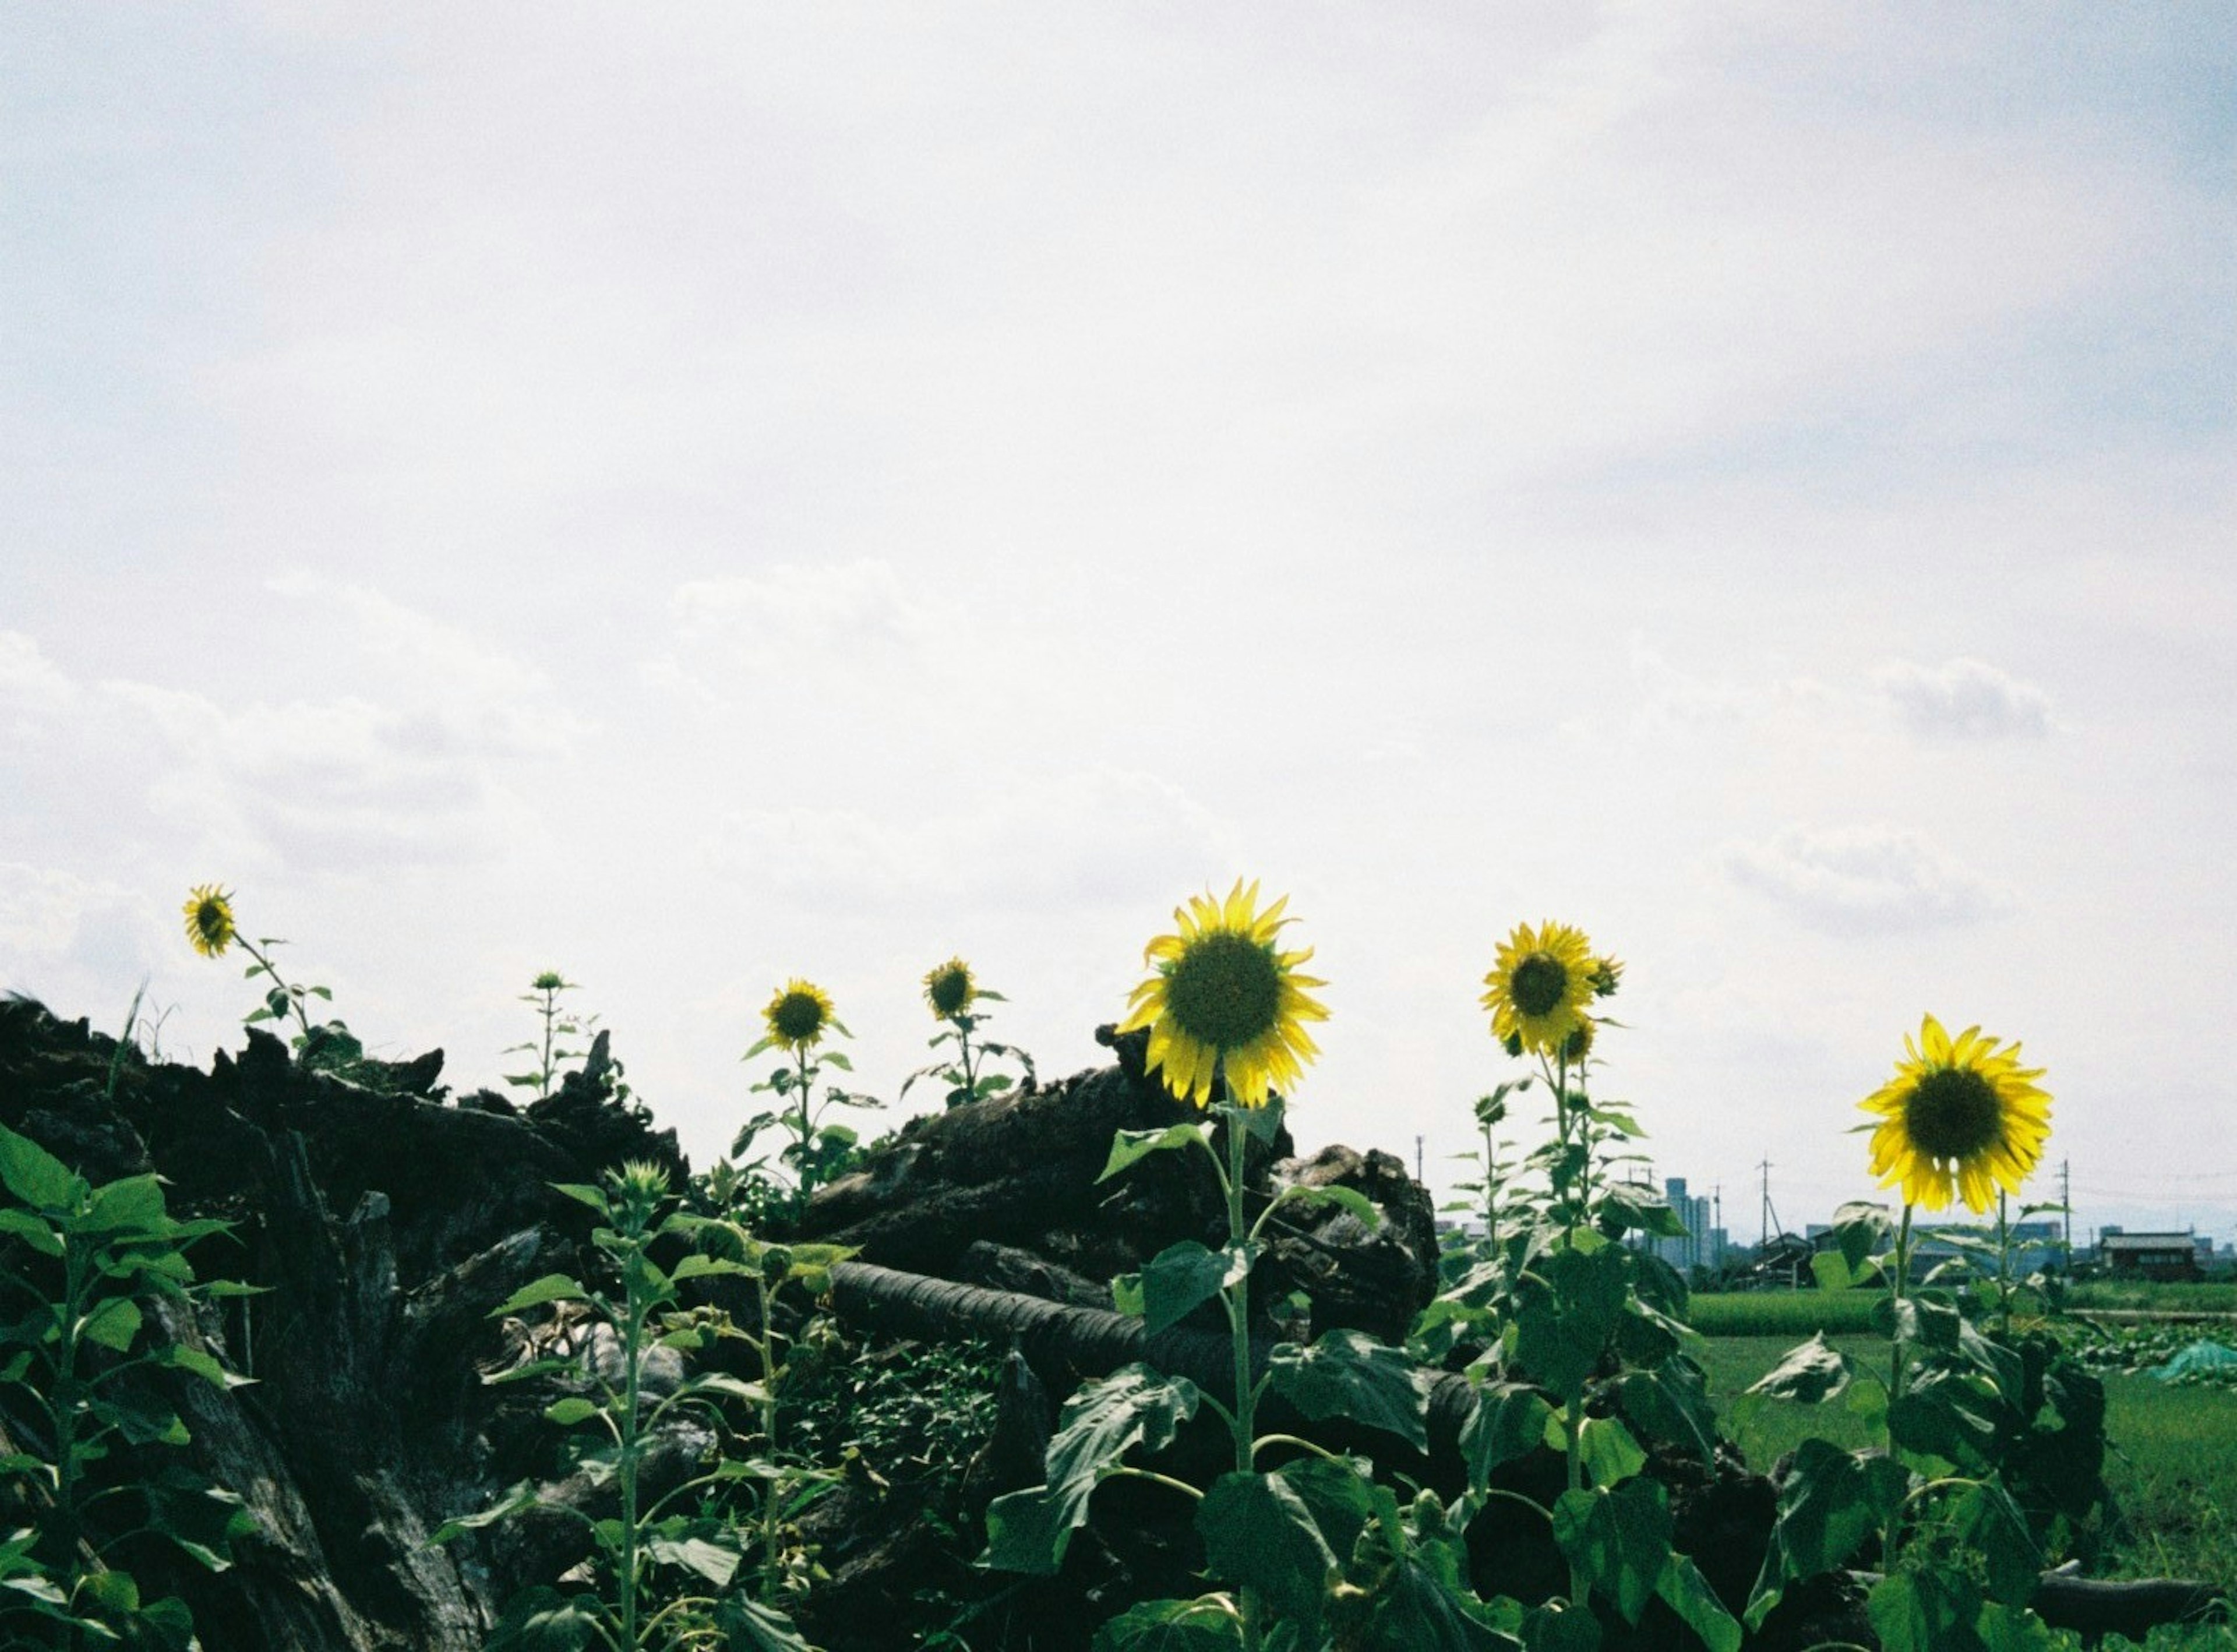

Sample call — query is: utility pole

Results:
[1713,1184,1723,1269]
[1415,1134,1425,1186]
[2060,1158,2073,1266]
[1759,1159,1774,1249]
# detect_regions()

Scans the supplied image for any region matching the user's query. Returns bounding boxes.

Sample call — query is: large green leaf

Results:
[1099,1124,1211,1183]
[714,1597,817,1652]
[982,1364,1201,1574]
[488,1274,590,1318]
[484,1586,606,1651]
[1197,1471,1339,1626]
[1575,1416,1646,1488]
[1947,1481,2041,1607]
[1744,1439,1907,1627]
[1551,1480,1671,1626]
[1142,1240,1250,1337]
[1888,1370,2001,1470]
[643,1531,743,1587]
[1618,1361,1717,1461]
[0,1124,81,1212]
[1866,1570,1982,1652]
[1091,1596,1246,1651]
[1655,1554,1741,1652]
[1460,1382,1556,1494]
[1266,1329,1432,1453]
[1509,1245,1628,1399]
[1743,1333,1855,1404]
[78,1296,143,1353]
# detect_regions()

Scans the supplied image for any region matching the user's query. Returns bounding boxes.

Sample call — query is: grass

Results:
[2066,1281,2237,1316]
[1690,1290,1883,1337]
[1699,1332,2237,1650]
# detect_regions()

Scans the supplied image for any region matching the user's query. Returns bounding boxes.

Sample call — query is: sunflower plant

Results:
[730,979,880,1224]
[987,882,1559,1652]
[1742,1015,2100,1650]
[182,884,361,1075]
[434,1162,823,1652]
[899,957,1035,1111]
[1389,923,1743,1652]
[502,970,599,1100]
[0,1118,260,1651]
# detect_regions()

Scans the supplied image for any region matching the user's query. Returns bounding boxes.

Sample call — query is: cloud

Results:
[1875,657,2051,741]
[1724,824,2013,934]
[697,765,1232,915]
[0,631,80,730]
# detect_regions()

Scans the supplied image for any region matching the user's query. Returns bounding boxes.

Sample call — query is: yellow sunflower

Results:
[763,978,838,1053]
[183,884,237,958]
[1118,878,1328,1109]
[923,956,977,1019]
[1481,920,1597,1056]
[1860,1014,2052,1213]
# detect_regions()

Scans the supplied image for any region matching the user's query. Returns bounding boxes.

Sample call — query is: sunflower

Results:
[923,957,977,1019]
[763,979,838,1053]
[1118,878,1328,1109]
[1860,1014,2051,1213]
[183,884,236,958]
[1558,1016,1596,1065]
[1481,921,1597,1057]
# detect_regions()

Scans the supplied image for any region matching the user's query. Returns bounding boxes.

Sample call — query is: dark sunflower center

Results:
[772,993,827,1043]
[196,901,227,937]
[1164,931,1282,1051]
[1905,1067,2003,1160]
[929,970,972,1016]
[1510,954,1571,1019]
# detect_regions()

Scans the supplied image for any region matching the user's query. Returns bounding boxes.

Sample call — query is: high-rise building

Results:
[1651,1176,1721,1272]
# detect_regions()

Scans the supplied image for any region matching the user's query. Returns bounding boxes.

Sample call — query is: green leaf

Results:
[0,1123,80,1211]
[1866,1570,1981,1652]
[83,1174,168,1235]
[1091,1597,1246,1651]
[1744,1333,1855,1404]
[1888,1370,2001,1469]
[713,1596,818,1652]
[489,1273,589,1317]
[431,1479,544,1542]
[668,1254,753,1283]
[644,1532,743,1587]
[1460,1382,1557,1494]
[550,1182,611,1217]
[1521,1600,1602,1651]
[1141,1240,1250,1337]
[544,1397,599,1426]
[78,1296,143,1353]
[1575,1416,1647,1488]
[484,1585,605,1651]
[982,1364,1201,1574]
[1099,1124,1211,1183]
[1948,1481,2041,1607]
[1618,1361,1717,1462]
[1744,1439,1908,1627]
[1656,1554,1742,1652]
[1509,1244,1628,1400]
[1196,1471,1339,1627]
[1278,1183,1380,1227]
[1596,1185,1687,1240]
[1267,1329,1432,1453]
[1551,1479,1671,1625]
[0,1206,62,1255]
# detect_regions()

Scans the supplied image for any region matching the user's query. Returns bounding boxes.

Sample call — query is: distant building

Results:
[1648,1177,1723,1273]
[2098,1229,2203,1281]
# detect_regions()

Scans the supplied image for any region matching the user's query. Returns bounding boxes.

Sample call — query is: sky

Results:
[4,3,2234,1250]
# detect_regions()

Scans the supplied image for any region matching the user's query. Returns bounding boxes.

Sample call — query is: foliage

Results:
[504,972,599,1101]
[732,997,880,1226]
[900,962,1035,1113]
[436,1162,838,1651]
[0,1116,259,1649]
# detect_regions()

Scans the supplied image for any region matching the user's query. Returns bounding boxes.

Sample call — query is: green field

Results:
[1691,1290,1885,1337]
[1702,1332,2237,1650]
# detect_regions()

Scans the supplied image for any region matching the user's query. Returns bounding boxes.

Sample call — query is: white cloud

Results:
[698,765,1232,915]
[1723,825,2013,934]
[1876,657,2051,742]
[0,631,79,728]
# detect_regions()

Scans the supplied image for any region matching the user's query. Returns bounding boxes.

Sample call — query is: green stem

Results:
[758,1273,784,1590]
[619,1259,645,1649]
[1995,1190,2012,1339]
[1885,1202,1914,1576]
[238,937,315,1043]
[793,1050,814,1216]
[1565,1387,1589,1610]
[1219,1083,1264,1652]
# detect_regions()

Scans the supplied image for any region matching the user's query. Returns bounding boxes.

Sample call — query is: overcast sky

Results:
[5,5,2233,1248]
